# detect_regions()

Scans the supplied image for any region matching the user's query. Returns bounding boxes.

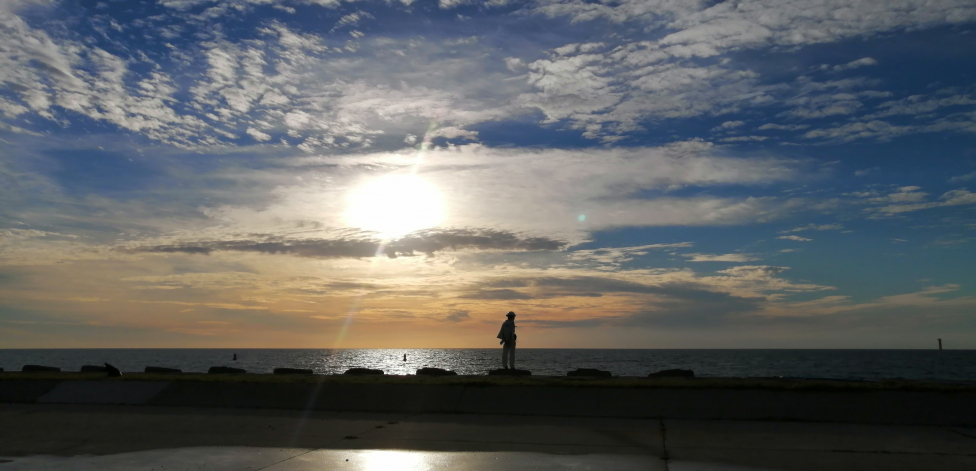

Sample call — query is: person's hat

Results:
[506,311,516,317]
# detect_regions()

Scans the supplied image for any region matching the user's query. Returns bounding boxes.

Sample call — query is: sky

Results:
[1,0,975,349]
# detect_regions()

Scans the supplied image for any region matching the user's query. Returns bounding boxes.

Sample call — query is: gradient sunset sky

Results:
[1,0,975,348]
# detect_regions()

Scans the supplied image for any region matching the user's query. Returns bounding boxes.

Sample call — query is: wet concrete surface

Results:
[0,448,663,470]
[0,404,974,470]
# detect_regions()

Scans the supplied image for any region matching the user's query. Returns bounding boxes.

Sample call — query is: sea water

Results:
[1,349,975,381]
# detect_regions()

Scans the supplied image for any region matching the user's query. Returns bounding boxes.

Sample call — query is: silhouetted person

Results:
[497,311,517,369]
[233,353,237,361]
[403,353,407,362]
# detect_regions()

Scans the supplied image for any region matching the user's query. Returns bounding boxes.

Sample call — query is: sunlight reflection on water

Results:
[1,349,975,380]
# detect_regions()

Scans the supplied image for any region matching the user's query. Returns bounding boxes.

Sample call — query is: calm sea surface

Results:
[1,349,974,381]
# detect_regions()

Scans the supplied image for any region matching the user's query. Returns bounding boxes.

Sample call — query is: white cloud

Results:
[528,0,703,25]
[777,81,892,121]
[246,127,272,141]
[711,120,744,131]
[504,57,525,72]
[517,2,976,140]
[803,120,912,142]
[0,8,526,149]
[873,188,976,215]
[949,171,976,183]
[720,136,769,142]
[510,0,976,141]
[757,123,809,131]
[683,253,761,262]
[0,8,210,146]
[3,0,973,148]
[427,126,478,140]
[570,243,693,267]
[332,11,374,31]
[779,94,864,119]
[195,141,808,244]
[781,224,842,233]
[830,57,877,72]
[517,51,621,125]
[854,167,880,177]
[517,44,780,140]
[659,1,976,57]
[864,93,976,119]
[778,235,812,242]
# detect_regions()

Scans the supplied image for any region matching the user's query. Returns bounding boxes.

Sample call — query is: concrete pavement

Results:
[0,404,974,470]
[5,376,976,426]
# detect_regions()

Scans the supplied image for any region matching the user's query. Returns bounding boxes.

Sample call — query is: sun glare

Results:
[345,174,446,238]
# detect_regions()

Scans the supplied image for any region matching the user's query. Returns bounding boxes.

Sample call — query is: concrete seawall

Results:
[3,377,975,426]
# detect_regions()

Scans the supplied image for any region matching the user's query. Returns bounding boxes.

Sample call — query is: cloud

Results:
[331,11,375,31]
[830,57,878,72]
[459,288,534,300]
[763,285,976,332]
[657,1,976,56]
[570,242,693,267]
[720,136,769,142]
[871,188,976,215]
[246,127,272,142]
[711,120,745,131]
[458,267,828,310]
[0,8,211,147]
[479,275,774,328]
[682,253,761,262]
[0,9,521,149]
[802,120,912,142]
[516,45,781,140]
[427,126,478,141]
[527,0,702,25]
[444,310,469,322]
[778,235,813,242]
[3,0,973,147]
[781,224,842,233]
[757,123,809,131]
[245,142,810,243]
[779,88,887,120]
[803,106,976,142]
[129,228,568,259]
[623,290,766,327]
[950,171,976,183]
[864,93,976,119]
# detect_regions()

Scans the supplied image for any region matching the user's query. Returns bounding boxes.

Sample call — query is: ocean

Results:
[0,348,976,381]
[1,349,974,381]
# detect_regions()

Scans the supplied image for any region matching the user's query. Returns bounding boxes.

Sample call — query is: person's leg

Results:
[501,344,509,369]
[508,342,516,370]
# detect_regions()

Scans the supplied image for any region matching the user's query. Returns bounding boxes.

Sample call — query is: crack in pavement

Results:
[660,419,670,471]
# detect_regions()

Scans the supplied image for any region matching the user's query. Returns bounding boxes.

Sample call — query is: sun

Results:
[345,174,446,238]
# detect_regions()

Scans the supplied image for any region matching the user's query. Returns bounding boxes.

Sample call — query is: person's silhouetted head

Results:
[506,311,516,318]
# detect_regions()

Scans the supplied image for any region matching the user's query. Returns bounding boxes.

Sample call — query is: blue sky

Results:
[1,0,975,348]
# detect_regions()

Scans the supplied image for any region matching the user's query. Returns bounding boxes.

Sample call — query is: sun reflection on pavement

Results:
[360,450,430,470]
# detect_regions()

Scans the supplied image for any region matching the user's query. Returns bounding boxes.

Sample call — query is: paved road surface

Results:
[1,404,974,470]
